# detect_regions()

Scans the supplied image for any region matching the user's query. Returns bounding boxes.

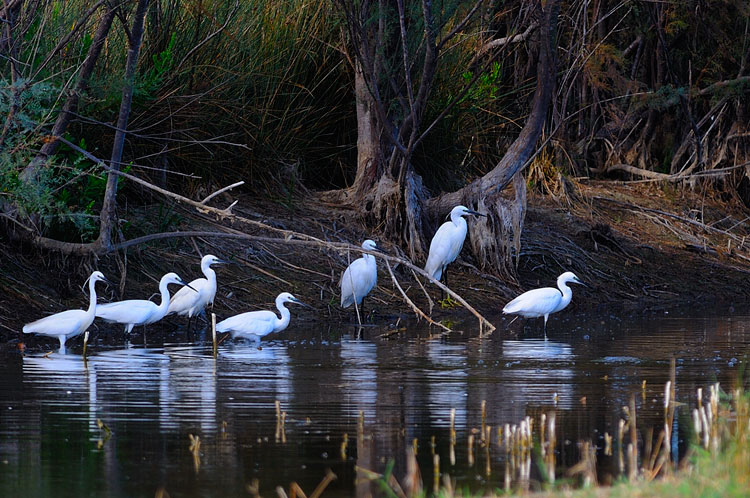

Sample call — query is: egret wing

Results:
[96,300,156,324]
[503,287,562,317]
[425,222,467,279]
[340,257,375,307]
[216,310,276,336]
[168,278,207,315]
[23,309,87,336]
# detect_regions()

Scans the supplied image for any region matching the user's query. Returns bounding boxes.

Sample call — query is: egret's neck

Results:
[85,279,98,317]
[450,212,466,227]
[203,266,217,289]
[556,278,574,309]
[362,253,375,265]
[157,279,172,312]
[274,299,292,332]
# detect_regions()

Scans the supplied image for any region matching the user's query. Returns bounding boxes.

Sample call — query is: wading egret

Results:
[168,254,227,319]
[216,292,307,342]
[340,240,380,315]
[95,272,195,334]
[502,271,585,337]
[23,271,109,352]
[425,205,485,286]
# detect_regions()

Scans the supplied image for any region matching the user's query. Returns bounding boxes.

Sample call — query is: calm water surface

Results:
[1,311,749,497]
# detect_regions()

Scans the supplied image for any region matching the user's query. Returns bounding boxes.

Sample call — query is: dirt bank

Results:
[3,180,750,351]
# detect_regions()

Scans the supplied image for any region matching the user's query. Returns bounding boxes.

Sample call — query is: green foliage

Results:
[0,79,59,138]
[460,62,502,104]
[134,32,176,103]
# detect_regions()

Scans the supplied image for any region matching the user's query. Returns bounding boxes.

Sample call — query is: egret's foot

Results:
[438,296,460,309]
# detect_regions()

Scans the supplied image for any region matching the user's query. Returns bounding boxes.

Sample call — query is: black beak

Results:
[574,278,588,288]
[466,209,487,217]
[291,298,313,309]
[216,259,230,264]
[102,277,114,286]
[179,279,198,292]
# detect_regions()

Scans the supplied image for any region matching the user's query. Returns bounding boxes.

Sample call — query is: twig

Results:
[384,259,450,332]
[200,181,245,205]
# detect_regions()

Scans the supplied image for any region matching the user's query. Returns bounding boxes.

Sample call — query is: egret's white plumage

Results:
[95,272,193,334]
[216,292,304,342]
[340,240,379,308]
[425,205,485,281]
[23,271,108,352]
[502,271,585,334]
[168,254,226,318]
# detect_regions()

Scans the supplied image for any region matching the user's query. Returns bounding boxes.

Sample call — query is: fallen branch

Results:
[384,259,451,333]
[592,196,747,244]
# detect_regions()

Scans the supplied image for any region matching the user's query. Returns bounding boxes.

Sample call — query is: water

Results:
[1,311,749,497]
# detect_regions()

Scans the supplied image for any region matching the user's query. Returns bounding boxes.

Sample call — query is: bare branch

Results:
[437,0,484,51]
[384,259,451,332]
[200,181,245,205]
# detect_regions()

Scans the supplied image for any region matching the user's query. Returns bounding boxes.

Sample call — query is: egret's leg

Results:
[58,335,66,353]
[440,267,447,301]
[543,314,549,341]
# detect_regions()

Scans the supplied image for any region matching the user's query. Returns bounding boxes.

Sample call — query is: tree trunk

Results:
[97,0,150,252]
[20,4,116,182]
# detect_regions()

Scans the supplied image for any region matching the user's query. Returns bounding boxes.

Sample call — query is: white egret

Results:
[502,271,585,336]
[95,272,195,334]
[425,205,485,287]
[216,292,307,343]
[23,271,109,352]
[167,254,227,320]
[340,240,380,316]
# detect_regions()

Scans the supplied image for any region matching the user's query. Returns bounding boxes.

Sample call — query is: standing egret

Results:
[23,271,109,352]
[216,292,308,343]
[340,240,380,318]
[168,254,227,321]
[425,205,485,289]
[95,272,195,334]
[502,271,585,337]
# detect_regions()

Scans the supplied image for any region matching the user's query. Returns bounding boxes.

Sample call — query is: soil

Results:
[3,179,750,352]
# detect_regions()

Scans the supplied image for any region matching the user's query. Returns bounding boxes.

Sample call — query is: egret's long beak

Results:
[102,277,114,287]
[215,258,230,265]
[179,279,198,292]
[291,298,314,309]
[466,209,487,217]
[574,278,588,287]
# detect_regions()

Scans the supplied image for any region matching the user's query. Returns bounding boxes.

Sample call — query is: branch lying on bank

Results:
[592,196,748,246]
[384,259,451,333]
[604,161,750,183]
